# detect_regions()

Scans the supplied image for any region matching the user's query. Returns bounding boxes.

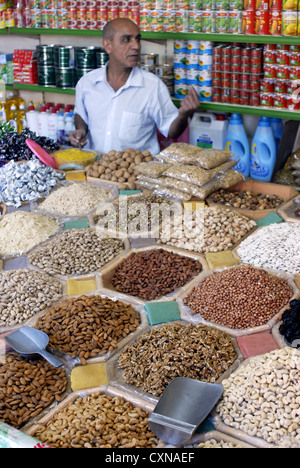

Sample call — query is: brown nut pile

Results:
[183,265,293,329]
[111,249,203,300]
[118,322,237,396]
[33,393,158,448]
[28,229,123,276]
[86,148,153,190]
[210,189,284,210]
[35,295,140,364]
[0,353,68,429]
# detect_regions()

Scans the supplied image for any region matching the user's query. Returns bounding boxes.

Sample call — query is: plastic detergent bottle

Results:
[270,117,283,155]
[189,112,228,149]
[26,106,39,134]
[250,116,276,182]
[224,113,250,178]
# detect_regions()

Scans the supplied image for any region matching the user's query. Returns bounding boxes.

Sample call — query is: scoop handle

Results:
[39,349,64,368]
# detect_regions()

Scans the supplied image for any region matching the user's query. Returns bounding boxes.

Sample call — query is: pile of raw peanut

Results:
[86,149,153,189]
[0,269,63,328]
[183,265,293,329]
[0,353,68,429]
[28,229,123,276]
[118,322,237,396]
[111,249,203,300]
[217,347,300,447]
[35,295,141,364]
[209,189,284,210]
[158,207,256,254]
[33,393,158,448]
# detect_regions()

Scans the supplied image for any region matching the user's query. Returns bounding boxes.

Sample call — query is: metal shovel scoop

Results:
[4,327,64,368]
[148,377,223,445]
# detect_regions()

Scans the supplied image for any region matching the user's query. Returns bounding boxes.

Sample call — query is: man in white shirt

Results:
[69,18,200,156]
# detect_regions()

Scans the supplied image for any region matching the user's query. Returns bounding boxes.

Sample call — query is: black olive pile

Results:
[279,299,300,347]
[0,128,60,166]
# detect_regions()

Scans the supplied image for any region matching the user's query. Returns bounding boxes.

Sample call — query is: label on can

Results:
[186,68,199,85]
[242,9,255,34]
[174,83,187,99]
[199,85,212,101]
[186,53,199,69]
[174,39,187,53]
[201,10,215,32]
[5,8,14,26]
[174,68,187,83]
[198,53,213,69]
[269,10,282,34]
[269,0,282,8]
[215,10,229,33]
[255,10,269,34]
[198,69,212,85]
[175,10,189,31]
[228,10,242,33]
[282,11,297,35]
[140,10,150,30]
[282,0,297,9]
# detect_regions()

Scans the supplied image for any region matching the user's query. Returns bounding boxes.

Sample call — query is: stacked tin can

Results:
[36,44,74,88]
[261,43,300,110]
[212,43,262,105]
[139,53,174,95]
[173,40,213,101]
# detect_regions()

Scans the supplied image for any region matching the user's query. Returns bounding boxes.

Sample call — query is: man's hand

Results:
[179,85,200,119]
[168,86,200,140]
[68,128,88,148]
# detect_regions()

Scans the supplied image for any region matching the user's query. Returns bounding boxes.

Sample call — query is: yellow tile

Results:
[67,278,97,296]
[71,363,108,391]
[183,201,205,211]
[206,251,240,269]
[65,170,86,181]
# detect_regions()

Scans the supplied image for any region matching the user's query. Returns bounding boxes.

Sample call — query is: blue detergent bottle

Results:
[250,116,276,182]
[270,117,283,155]
[224,113,250,177]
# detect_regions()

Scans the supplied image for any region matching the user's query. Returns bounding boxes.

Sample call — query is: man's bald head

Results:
[102,18,139,41]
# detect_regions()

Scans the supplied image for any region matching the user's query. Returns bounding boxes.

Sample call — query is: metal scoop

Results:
[148,377,223,445]
[4,327,64,368]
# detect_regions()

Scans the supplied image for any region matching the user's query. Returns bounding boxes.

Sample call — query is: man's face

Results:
[103,21,141,68]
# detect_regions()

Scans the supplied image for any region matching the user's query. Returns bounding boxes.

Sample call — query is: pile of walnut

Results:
[86,149,153,190]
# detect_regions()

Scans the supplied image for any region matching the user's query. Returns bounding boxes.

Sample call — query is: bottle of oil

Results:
[17,103,27,133]
[7,103,18,131]
[0,91,6,123]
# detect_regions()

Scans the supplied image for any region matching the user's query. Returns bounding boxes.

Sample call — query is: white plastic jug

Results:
[189,112,228,150]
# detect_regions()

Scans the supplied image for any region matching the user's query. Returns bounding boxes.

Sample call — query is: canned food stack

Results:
[140,53,174,95]
[261,43,300,110]
[36,44,74,88]
[212,43,262,105]
[12,49,38,84]
[173,40,213,101]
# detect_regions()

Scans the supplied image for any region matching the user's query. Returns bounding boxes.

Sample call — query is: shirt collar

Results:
[95,62,144,88]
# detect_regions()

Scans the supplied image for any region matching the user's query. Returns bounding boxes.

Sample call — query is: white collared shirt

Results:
[74,63,179,156]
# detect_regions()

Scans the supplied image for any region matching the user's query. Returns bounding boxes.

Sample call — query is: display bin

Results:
[177,265,299,338]
[107,320,243,405]
[24,385,163,448]
[177,429,257,448]
[206,180,299,220]
[277,194,300,223]
[99,244,208,305]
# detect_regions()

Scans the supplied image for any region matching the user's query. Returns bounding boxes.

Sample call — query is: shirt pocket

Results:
[119,111,148,146]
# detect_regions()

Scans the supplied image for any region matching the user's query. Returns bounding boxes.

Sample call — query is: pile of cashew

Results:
[216,347,300,447]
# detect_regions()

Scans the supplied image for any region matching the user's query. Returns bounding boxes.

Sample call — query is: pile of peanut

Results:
[111,249,203,300]
[86,149,153,190]
[33,393,158,448]
[183,265,293,329]
[0,353,68,429]
[35,295,140,364]
[217,347,300,447]
[118,323,237,396]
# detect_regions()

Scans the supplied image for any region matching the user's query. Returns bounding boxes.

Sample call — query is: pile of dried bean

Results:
[183,265,293,329]
[118,323,237,396]
[111,249,203,300]
[0,353,67,429]
[33,393,158,448]
[217,347,300,447]
[35,295,140,364]
[28,229,123,276]
[0,269,63,328]
[209,189,284,210]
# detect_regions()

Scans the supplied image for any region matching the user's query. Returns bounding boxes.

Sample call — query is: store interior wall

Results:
[1,34,296,148]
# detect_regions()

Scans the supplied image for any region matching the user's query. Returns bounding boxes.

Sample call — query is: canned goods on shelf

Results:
[37,65,56,86]
[74,46,100,69]
[36,44,56,66]
[55,67,75,88]
[54,45,74,68]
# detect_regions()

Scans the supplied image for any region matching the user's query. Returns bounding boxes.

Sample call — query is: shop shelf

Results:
[7,27,300,44]
[0,28,7,34]
[13,82,76,95]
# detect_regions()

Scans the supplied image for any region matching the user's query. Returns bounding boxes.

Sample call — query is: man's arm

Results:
[168,86,200,140]
[68,113,89,148]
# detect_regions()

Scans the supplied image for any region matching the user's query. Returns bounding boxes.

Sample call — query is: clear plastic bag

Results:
[159,143,233,169]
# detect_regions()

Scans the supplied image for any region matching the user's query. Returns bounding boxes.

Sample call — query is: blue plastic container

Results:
[250,116,276,182]
[224,113,250,177]
[270,117,283,155]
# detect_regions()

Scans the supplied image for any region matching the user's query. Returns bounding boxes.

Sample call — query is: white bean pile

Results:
[237,223,300,275]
